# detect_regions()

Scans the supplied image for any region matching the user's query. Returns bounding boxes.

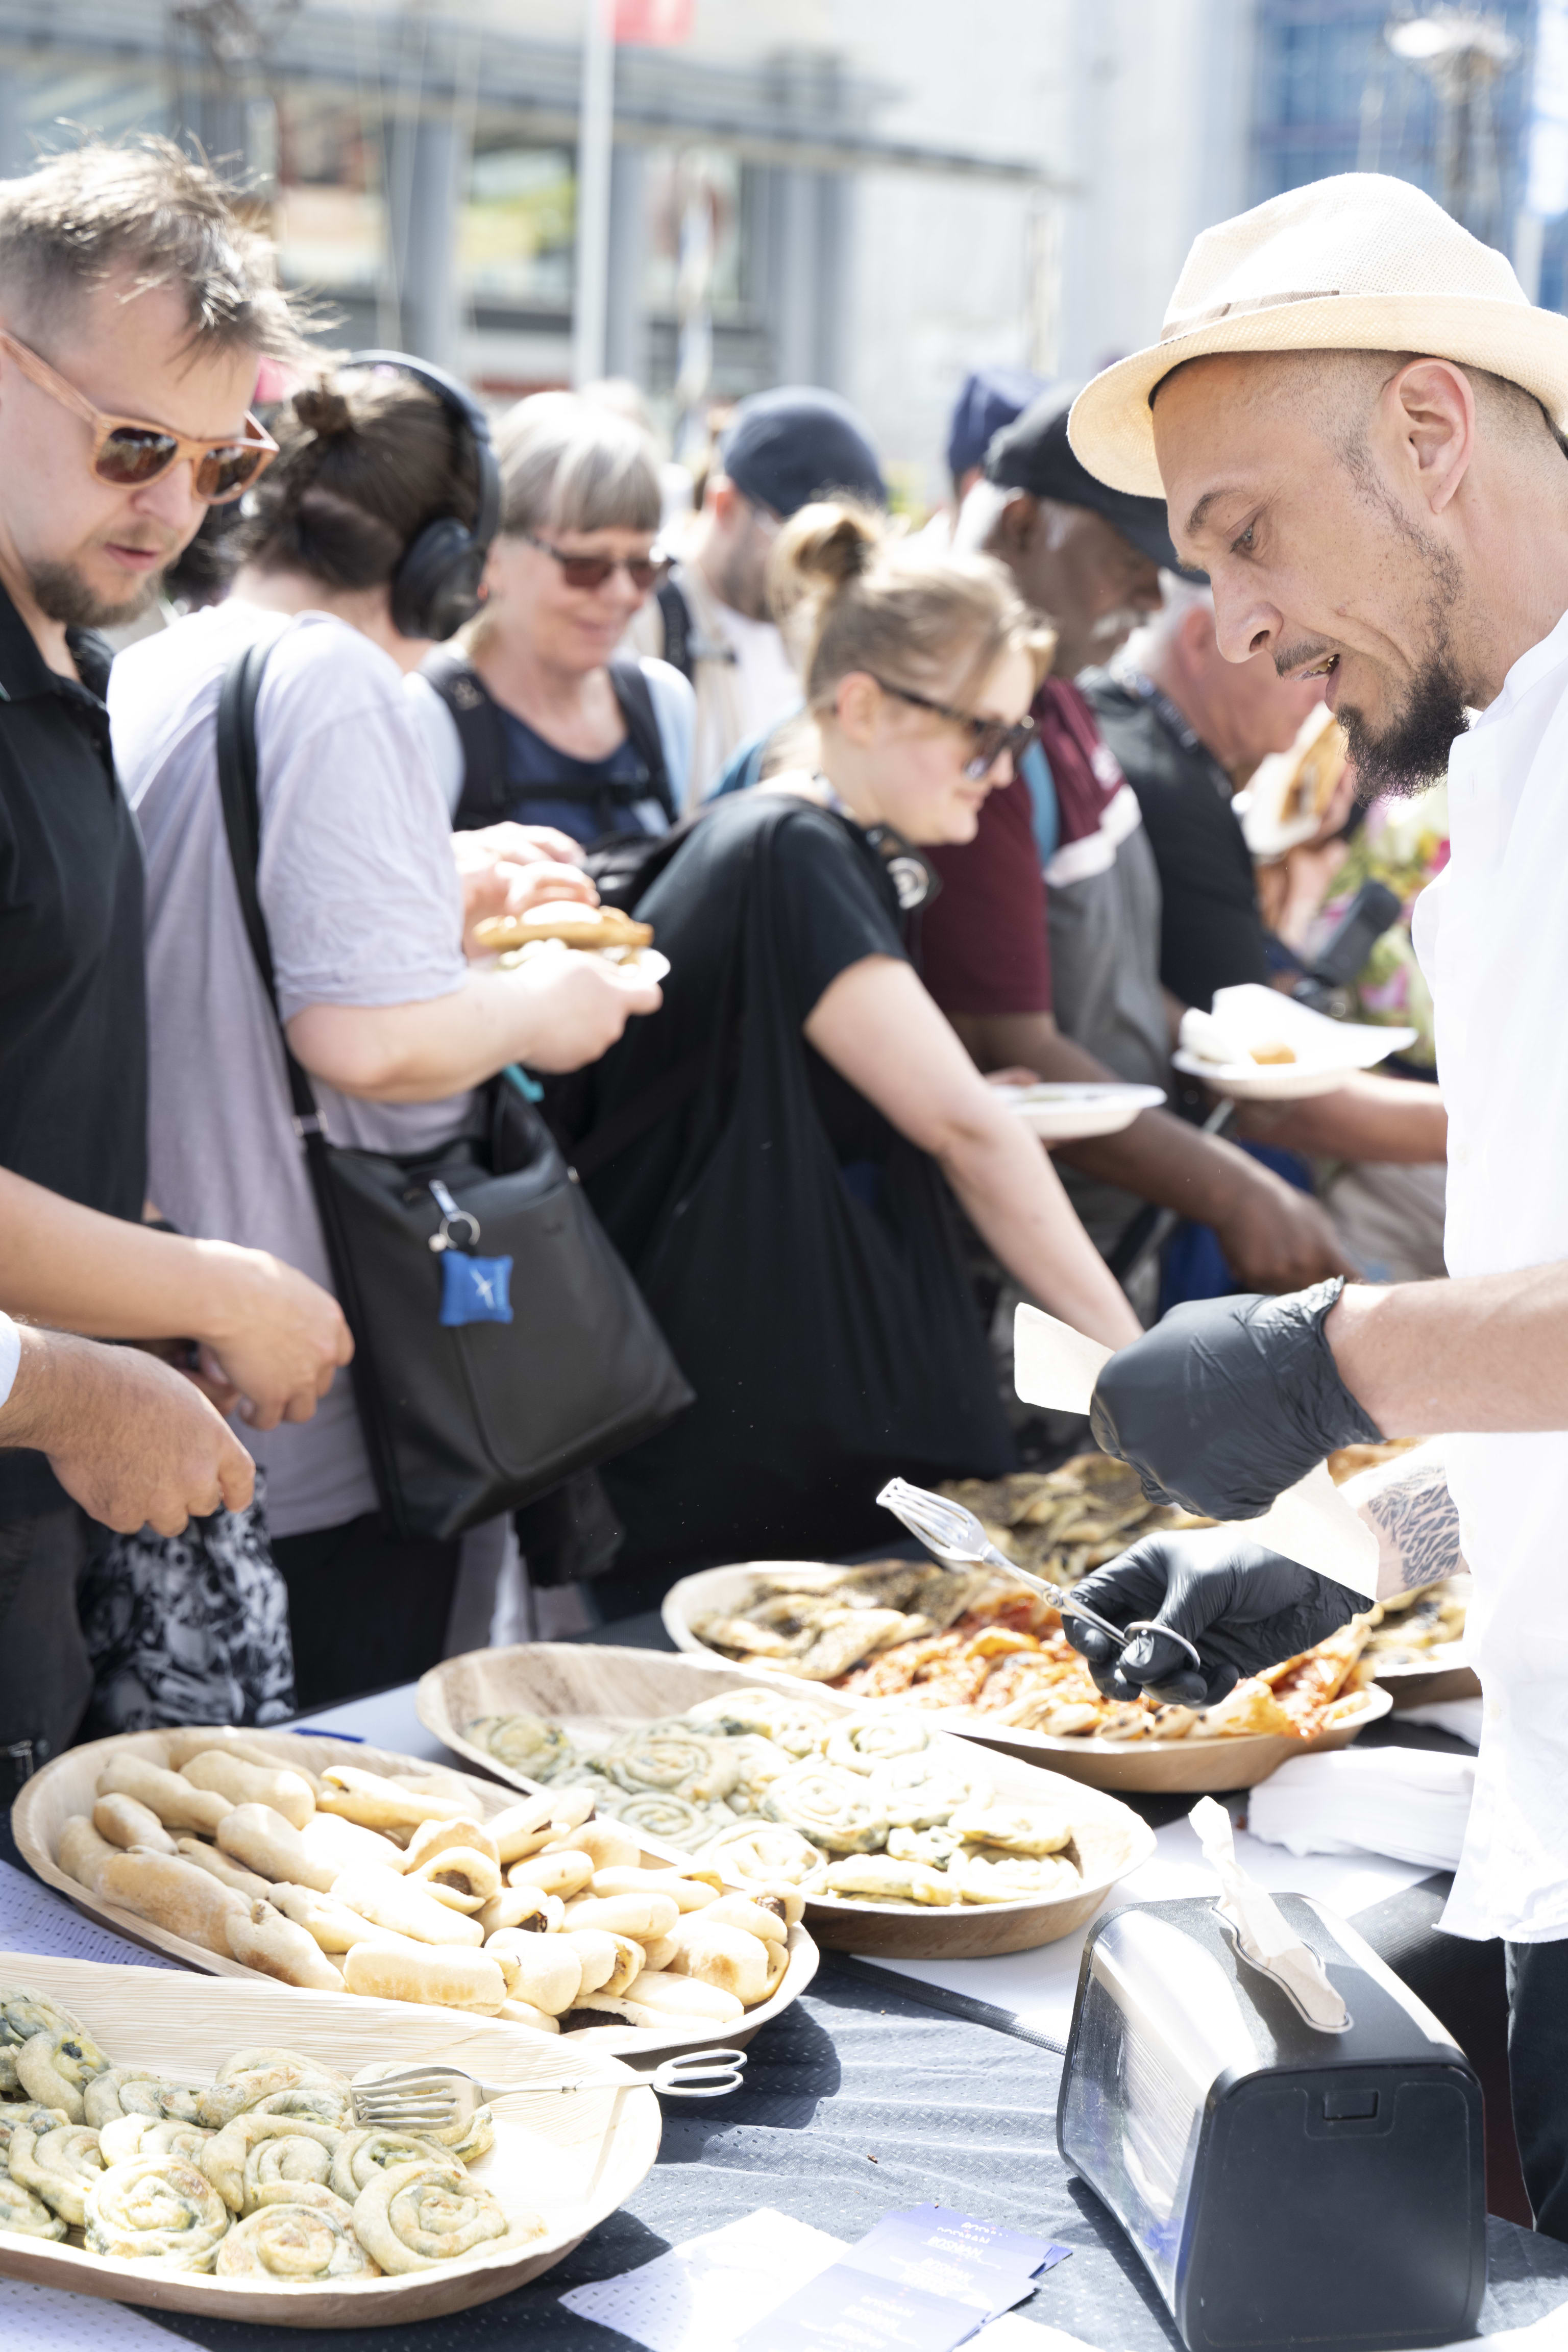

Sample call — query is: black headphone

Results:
[343,350,501,641]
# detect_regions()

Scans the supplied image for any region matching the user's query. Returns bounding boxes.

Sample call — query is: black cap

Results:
[721,386,887,519]
[986,382,1190,574]
[946,364,1046,482]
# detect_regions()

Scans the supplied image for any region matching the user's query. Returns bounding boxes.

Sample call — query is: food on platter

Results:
[46,1736,790,2041]
[1248,1042,1297,1065]
[686,1557,1000,1675]
[1363,1576,1469,1669]
[467,1691,1093,1915]
[475,903,654,960]
[684,1546,1382,1750]
[0,1983,536,2279]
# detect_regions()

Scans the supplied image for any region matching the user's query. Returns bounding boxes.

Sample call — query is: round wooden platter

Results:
[659,1561,1394,1796]
[0,1946,660,2328]
[1374,1649,1481,1709]
[11,1723,817,2066]
[419,1644,1156,1960]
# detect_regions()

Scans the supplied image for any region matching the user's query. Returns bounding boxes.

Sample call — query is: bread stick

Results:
[298,1812,406,1879]
[340,1942,506,2012]
[316,1765,469,1831]
[481,1930,580,2015]
[58,1816,118,1895]
[96,1753,233,1836]
[562,1889,681,1941]
[476,1886,562,1937]
[268,1883,386,1952]
[331,1864,485,1948]
[622,1969,745,2024]
[97,1850,249,1955]
[173,1839,272,1903]
[225,1900,345,1990]
[92,1794,177,1855]
[216,1803,338,1894]
[505,1848,594,1899]
[181,1751,315,1830]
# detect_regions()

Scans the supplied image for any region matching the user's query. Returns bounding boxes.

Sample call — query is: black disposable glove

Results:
[1062,1532,1359,1708]
[1088,1278,1382,1522]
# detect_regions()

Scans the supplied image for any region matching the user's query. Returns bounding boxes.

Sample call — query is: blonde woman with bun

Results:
[570,499,1139,1597]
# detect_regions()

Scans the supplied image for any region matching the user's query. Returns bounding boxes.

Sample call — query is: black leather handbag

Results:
[214,638,692,1544]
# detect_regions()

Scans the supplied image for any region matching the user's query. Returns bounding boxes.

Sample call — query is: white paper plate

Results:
[994,1081,1165,1141]
[1175,983,1415,1100]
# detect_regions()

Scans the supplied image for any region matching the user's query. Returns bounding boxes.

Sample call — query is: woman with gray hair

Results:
[417,391,695,846]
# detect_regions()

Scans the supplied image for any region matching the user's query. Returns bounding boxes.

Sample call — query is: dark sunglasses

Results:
[521,529,658,594]
[870,674,1039,780]
[0,328,277,504]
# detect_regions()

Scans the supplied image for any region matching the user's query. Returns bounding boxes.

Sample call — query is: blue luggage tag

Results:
[439,1251,513,1327]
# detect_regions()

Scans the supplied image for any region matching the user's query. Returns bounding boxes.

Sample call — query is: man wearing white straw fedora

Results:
[1049,172,1568,2240]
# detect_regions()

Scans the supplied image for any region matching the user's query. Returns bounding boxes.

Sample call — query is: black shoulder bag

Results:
[214,638,692,1544]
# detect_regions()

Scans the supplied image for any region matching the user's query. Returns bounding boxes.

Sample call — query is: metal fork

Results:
[875,1476,1203,1674]
[351,2048,747,2134]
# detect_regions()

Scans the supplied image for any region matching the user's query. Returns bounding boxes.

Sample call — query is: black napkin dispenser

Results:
[1058,1894,1485,2351]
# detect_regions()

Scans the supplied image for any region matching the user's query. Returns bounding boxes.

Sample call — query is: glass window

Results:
[273,95,385,296]
[461,146,575,311]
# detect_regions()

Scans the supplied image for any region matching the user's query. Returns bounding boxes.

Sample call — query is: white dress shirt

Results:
[1412,602,1568,1942]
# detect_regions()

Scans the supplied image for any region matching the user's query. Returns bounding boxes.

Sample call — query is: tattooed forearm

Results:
[1356,1448,1466,1598]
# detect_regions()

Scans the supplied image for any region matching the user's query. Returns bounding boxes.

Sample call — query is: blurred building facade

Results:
[0,0,1557,501]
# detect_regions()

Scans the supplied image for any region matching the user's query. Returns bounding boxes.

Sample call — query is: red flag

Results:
[615,0,693,42]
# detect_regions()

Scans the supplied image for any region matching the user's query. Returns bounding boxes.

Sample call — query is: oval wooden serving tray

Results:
[658,1561,1393,1795]
[0,1946,659,2328]
[419,1644,1156,1959]
[11,1723,817,2064]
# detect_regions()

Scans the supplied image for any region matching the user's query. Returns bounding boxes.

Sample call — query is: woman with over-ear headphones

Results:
[108,360,663,1709]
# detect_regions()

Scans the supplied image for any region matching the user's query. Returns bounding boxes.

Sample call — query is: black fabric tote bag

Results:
[591,801,1014,1569]
[214,638,692,1544]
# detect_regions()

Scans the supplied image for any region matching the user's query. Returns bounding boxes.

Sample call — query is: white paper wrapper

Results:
[1012,1305,1380,1601]
[1190,1796,1348,2031]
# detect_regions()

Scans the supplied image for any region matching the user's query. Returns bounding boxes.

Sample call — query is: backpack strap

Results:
[607,655,678,826]
[420,647,513,831]
[654,575,695,684]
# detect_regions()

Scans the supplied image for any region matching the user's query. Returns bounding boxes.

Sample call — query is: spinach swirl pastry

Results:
[329,2126,447,2204]
[13,2023,112,2123]
[201,2112,343,2214]
[603,1729,739,1805]
[85,2153,232,2269]
[351,2158,520,2275]
[0,2168,67,2240]
[215,2188,380,2281]
[7,2121,106,2225]
[760,1762,888,1853]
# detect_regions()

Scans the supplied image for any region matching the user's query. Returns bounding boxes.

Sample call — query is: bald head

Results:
[1148,342,1568,797]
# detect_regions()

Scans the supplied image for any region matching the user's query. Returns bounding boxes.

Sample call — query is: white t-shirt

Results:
[691,602,802,799]
[111,603,475,1539]
[1411,601,1568,1944]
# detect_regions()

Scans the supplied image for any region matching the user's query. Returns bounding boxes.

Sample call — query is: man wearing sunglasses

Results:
[0,139,351,1769]
[632,385,887,799]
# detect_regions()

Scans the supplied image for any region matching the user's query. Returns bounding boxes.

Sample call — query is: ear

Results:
[707,476,742,528]
[1385,358,1475,518]
[834,670,883,747]
[989,490,1039,561]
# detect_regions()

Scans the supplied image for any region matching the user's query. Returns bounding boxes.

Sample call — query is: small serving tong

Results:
[875,1476,1203,1675]
[352,2048,747,2135]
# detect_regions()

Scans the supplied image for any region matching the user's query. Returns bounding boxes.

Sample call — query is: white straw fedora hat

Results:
[1069,172,1568,497]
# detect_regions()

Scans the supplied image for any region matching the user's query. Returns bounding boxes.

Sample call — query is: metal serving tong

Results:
[351,2049,747,2135]
[875,1476,1203,1676]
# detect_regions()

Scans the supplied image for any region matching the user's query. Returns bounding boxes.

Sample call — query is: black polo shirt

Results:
[0,579,148,1521]
[1081,665,1272,1011]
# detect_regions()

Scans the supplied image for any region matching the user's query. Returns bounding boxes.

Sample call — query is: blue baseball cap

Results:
[946,364,1047,482]
[721,386,886,518]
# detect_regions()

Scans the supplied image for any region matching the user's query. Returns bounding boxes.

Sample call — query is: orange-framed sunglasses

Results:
[0,328,278,504]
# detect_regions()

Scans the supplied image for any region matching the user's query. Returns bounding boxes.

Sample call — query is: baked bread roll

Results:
[92,1793,178,1855]
[556,1994,668,2033]
[163,1729,316,1780]
[667,1918,778,2005]
[332,1863,485,1948]
[351,2155,519,2274]
[640,1932,680,1971]
[298,1811,406,1878]
[216,1802,338,1894]
[404,1816,501,1872]
[477,1886,562,1937]
[623,1970,744,2025]
[216,2191,378,2280]
[405,1840,502,1912]
[475,903,653,957]
[317,1763,470,1831]
[340,1942,507,2012]
[268,1882,385,1952]
[497,1998,560,2032]
[505,1848,594,1899]
[590,1867,721,1912]
[698,1892,790,1945]
[96,1752,234,1835]
[561,1890,680,1942]
[174,1837,272,1902]
[181,1751,315,1830]
[98,1849,248,1957]
[86,2152,231,2267]
[58,1815,118,1895]
[487,1787,595,1863]
[226,1900,346,1991]
[482,1930,580,2016]
[546,1818,640,1872]
[557,1927,619,1996]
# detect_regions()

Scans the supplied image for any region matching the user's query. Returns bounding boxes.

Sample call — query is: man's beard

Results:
[1337,642,1469,802]
[27,556,164,632]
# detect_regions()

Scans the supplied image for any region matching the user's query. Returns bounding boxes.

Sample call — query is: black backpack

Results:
[422,649,679,836]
